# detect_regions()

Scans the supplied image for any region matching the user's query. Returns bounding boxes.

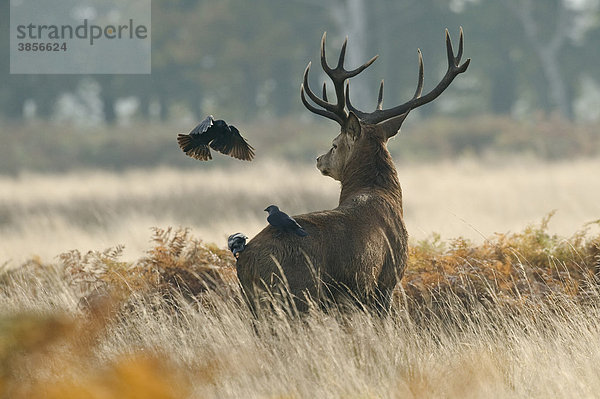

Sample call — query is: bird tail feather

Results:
[178,134,212,160]
[177,134,194,151]
[295,228,309,237]
[189,145,212,161]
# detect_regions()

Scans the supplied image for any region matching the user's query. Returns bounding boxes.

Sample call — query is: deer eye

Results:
[332,144,337,150]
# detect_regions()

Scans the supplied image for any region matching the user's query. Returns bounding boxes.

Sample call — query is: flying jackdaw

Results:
[265,205,308,237]
[177,115,255,161]
[228,233,248,258]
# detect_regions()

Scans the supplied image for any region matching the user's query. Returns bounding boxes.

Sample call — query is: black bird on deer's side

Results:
[265,205,308,237]
[228,233,248,258]
[177,115,255,161]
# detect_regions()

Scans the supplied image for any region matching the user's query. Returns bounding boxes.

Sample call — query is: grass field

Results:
[1,156,600,398]
[1,157,599,265]
[1,213,599,398]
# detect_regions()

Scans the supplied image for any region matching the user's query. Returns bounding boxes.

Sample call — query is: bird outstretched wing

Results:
[177,116,253,162]
[190,115,214,136]
[177,115,216,161]
[177,134,212,160]
[210,125,255,161]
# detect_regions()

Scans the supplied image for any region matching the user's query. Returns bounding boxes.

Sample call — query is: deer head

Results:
[302,29,471,182]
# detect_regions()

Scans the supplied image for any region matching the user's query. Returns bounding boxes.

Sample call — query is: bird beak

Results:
[264,208,268,212]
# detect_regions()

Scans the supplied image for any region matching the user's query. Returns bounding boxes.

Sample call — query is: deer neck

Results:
[339,138,402,207]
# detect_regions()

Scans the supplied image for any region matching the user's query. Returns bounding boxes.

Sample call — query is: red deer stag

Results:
[236,29,470,314]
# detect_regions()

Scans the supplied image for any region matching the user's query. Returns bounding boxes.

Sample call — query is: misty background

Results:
[1,0,600,175]
[1,0,600,263]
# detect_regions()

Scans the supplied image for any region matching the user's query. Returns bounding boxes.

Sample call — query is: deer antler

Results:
[349,28,470,127]
[301,32,378,127]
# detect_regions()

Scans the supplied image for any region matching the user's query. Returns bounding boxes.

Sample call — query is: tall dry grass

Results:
[1,218,599,398]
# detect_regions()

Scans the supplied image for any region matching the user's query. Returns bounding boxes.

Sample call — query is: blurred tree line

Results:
[1,0,600,124]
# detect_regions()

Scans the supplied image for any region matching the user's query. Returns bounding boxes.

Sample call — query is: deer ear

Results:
[345,111,361,140]
[380,111,410,140]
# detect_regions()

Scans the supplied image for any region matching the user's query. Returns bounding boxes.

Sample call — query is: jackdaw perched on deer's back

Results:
[265,205,308,237]
[236,29,470,315]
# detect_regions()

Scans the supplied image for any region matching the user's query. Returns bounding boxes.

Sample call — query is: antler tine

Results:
[320,32,333,74]
[363,28,470,125]
[456,27,464,63]
[347,53,421,118]
[345,81,369,119]
[302,32,380,126]
[337,37,348,69]
[413,49,424,99]
[345,55,379,79]
[301,84,344,125]
[302,62,345,118]
[321,32,379,80]
[322,33,350,121]
[444,28,468,73]
[318,32,347,122]
[377,80,384,110]
[346,77,389,116]
[445,29,455,69]
[301,61,345,125]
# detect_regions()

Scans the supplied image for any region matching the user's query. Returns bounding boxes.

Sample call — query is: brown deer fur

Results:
[236,30,469,314]
[237,114,407,313]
